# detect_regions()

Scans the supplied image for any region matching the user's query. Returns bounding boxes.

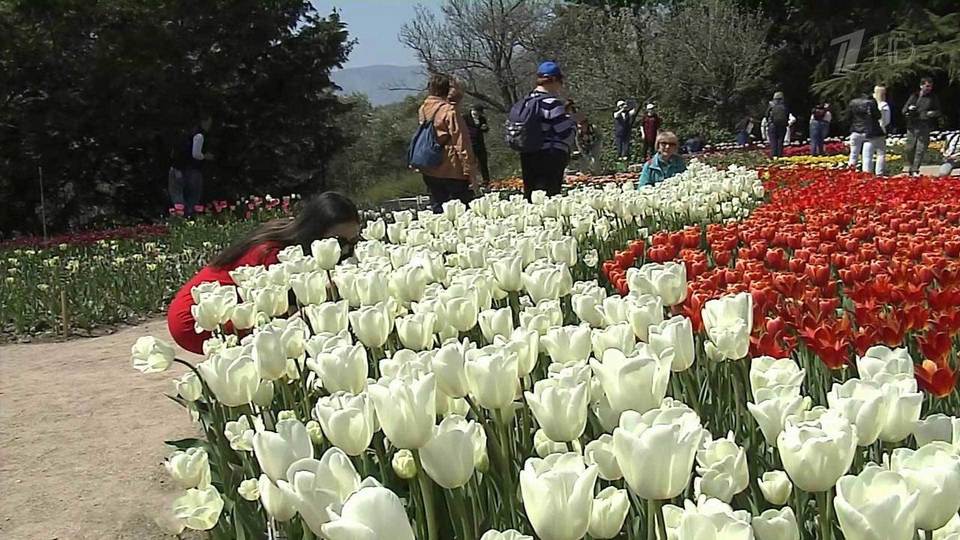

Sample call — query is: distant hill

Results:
[332,65,424,106]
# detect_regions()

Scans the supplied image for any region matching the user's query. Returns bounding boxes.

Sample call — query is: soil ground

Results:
[0,319,202,540]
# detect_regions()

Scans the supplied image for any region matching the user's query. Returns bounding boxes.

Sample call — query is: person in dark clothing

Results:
[902,77,943,175]
[171,117,214,217]
[735,116,754,146]
[765,92,789,158]
[518,61,575,201]
[640,104,661,160]
[847,93,883,169]
[465,104,490,184]
[809,103,830,156]
[613,99,639,160]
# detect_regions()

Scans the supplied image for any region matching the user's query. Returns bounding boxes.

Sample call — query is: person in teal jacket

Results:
[638,131,686,187]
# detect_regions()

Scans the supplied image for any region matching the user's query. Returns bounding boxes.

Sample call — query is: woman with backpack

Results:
[414,73,478,213]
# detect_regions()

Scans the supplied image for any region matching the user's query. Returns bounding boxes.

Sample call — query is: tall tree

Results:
[0,0,353,235]
[400,0,554,112]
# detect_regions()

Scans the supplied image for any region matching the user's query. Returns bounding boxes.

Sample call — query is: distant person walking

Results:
[613,99,639,160]
[902,76,942,176]
[171,117,214,217]
[465,104,490,185]
[765,92,789,158]
[638,131,686,187]
[572,105,601,175]
[847,92,882,169]
[507,61,575,201]
[415,74,477,213]
[809,103,830,156]
[640,104,661,160]
[735,115,754,146]
[938,130,960,177]
[862,85,891,175]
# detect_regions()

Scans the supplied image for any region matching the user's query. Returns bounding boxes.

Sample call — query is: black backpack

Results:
[505,93,546,153]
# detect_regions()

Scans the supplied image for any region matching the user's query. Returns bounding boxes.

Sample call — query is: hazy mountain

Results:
[332,65,424,106]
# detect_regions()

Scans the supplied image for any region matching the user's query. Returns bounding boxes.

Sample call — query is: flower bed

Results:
[0,197,298,338]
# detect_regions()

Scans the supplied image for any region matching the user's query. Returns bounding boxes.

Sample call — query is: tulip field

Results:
[129,162,960,540]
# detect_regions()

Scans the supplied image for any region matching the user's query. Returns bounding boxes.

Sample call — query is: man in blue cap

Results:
[518,61,576,200]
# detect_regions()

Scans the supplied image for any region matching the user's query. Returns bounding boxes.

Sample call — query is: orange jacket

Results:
[416,95,476,180]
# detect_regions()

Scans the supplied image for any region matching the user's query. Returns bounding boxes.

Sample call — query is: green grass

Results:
[352,171,428,207]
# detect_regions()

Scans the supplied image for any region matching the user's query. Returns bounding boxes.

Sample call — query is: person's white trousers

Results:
[862,136,886,175]
[848,132,866,168]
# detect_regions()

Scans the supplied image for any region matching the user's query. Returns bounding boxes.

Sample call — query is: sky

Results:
[313,0,442,69]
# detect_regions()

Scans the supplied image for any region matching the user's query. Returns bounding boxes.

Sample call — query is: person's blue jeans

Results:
[769,124,787,157]
[183,168,203,216]
[809,121,826,155]
[615,135,630,158]
[736,131,749,146]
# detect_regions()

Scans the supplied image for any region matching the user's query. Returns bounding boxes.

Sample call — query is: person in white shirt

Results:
[939,131,960,177]
[863,85,891,175]
[183,117,214,216]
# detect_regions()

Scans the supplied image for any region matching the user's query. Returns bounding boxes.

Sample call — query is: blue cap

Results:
[537,61,562,78]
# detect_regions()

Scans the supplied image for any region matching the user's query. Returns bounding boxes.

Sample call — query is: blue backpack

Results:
[408,106,444,169]
[505,94,546,153]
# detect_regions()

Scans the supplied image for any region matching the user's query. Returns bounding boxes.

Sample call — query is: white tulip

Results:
[368,373,436,449]
[491,256,523,292]
[132,336,176,374]
[320,478,416,540]
[596,295,631,326]
[590,322,636,359]
[420,414,479,489]
[224,414,263,452]
[624,293,664,341]
[252,325,289,381]
[174,371,202,402]
[541,325,592,365]
[877,374,923,443]
[753,507,800,540]
[914,414,960,452]
[480,530,533,540]
[827,378,885,446]
[525,378,589,442]
[290,270,329,306]
[835,465,920,540]
[695,432,749,503]
[522,264,565,304]
[662,496,753,540]
[478,307,514,342]
[348,302,393,349]
[857,345,914,380]
[396,312,437,351]
[759,470,793,506]
[252,418,314,482]
[890,442,960,531]
[588,487,630,539]
[389,264,429,305]
[172,485,224,531]
[230,301,258,330]
[520,453,599,540]
[302,301,349,335]
[747,385,812,447]
[465,346,519,411]
[591,346,671,417]
[519,300,563,336]
[702,292,753,360]
[249,285,289,318]
[584,434,622,481]
[572,293,605,327]
[165,447,211,489]
[354,269,390,306]
[362,218,386,241]
[443,287,480,332]
[750,356,805,398]
[278,448,361,535]
[613,400,705,500]
[238,478,260,501]
[191,286,237,331]
[197,344,261,407]
[306,343,367,394]
[310,238,341,270]
[778,408,857,492]
[501,327,540,377]
[647,315,695,372]
[258,474,297,521]
[626,261,687,306]
[313,391,375,456]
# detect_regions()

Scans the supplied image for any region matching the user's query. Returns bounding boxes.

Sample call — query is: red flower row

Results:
[603,166,960,398]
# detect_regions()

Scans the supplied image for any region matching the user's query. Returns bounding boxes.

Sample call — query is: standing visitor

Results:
[613,99,639,160]
[862,85,891,175]
[938,130,960,177]
[415,74,477,213]
[508,61,575,201]
[809,103,830,156]
[785,112,797,146]
[847,92,881,169]
[167,192,360,354]
[175,117,214,217]
[638,131,686,187]
[640,104,661,160]
[902,77,943,176]
[765,92,789,158]
[465,104,490,185]
[735,115,754,146]
[574,109,601,175]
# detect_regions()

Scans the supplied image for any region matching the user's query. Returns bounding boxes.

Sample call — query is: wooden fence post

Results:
[60,289,69,339]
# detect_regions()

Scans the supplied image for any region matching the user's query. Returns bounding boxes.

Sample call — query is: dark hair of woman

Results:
[427,73,452,98]
[210,191,360,268]
[536,74,563,87]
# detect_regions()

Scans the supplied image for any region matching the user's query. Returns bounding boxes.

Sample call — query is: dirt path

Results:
[0,319,201,540]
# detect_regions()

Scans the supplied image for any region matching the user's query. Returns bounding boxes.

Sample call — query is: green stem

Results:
[818,488,834,540]
[413,450,440,540]
[655,499,667,540]
[646,499,658,540]
[926,529,934,540]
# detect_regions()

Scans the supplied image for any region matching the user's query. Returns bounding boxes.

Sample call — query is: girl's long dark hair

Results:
[210,192,359,268]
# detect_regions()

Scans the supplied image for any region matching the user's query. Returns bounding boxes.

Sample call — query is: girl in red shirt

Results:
[167,192,361,354]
